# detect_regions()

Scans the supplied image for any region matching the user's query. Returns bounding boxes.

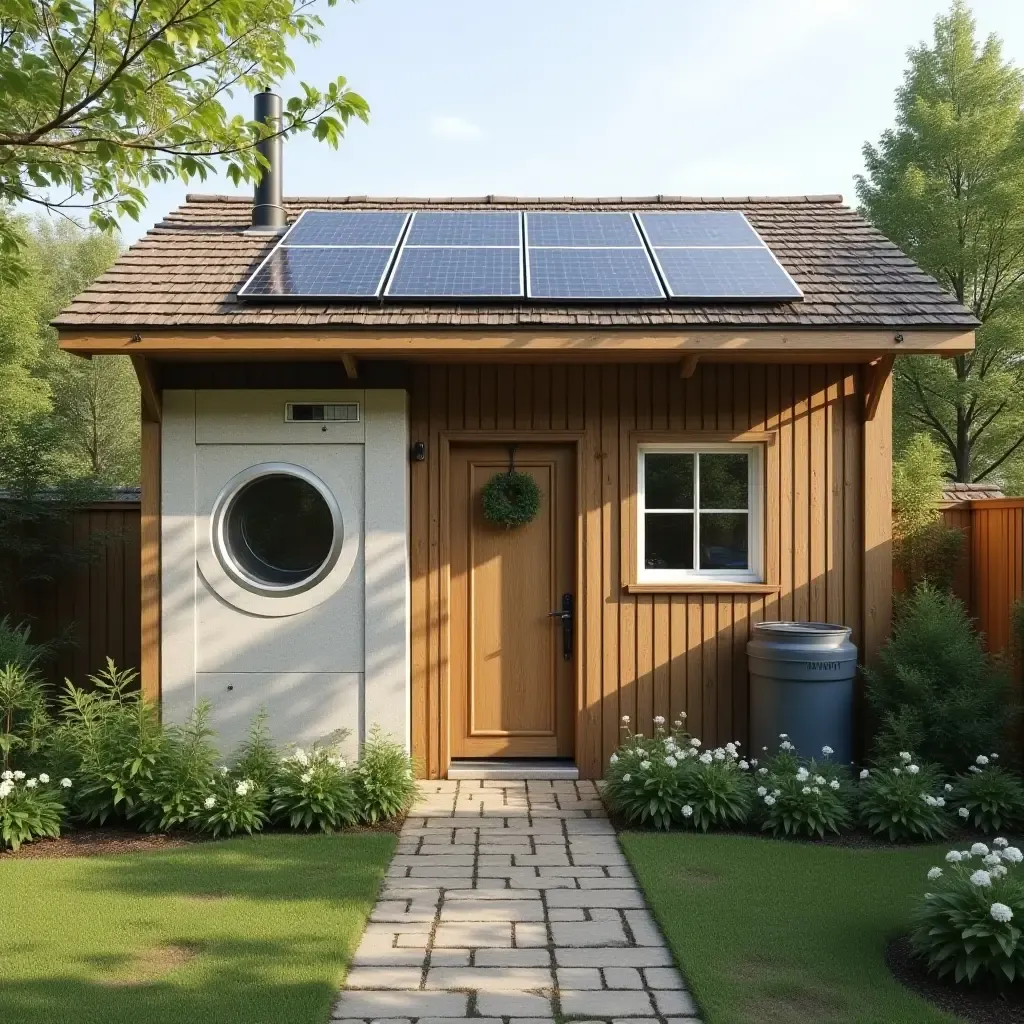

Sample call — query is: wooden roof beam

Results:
[679,354,699,378]
[863,354,894,421]
[341,353,358,379]
[130,355,162,423]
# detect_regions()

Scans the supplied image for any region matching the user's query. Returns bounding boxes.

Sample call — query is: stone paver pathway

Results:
[333,779,702,1023]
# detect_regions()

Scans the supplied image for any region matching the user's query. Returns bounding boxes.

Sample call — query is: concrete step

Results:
[447,759,580,781]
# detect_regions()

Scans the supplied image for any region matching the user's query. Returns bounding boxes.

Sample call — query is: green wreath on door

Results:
[481,448,541,529]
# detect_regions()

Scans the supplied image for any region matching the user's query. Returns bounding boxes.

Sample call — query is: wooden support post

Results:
[140,419,161,707]
[862,362,892,669]
[863,355,894,421]
[341,353,359,380]
[130,355,162,422]
[679,354,699,378]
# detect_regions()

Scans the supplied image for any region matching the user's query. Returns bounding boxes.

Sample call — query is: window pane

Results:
[699,513,748,570]
[699,453,748,509]
[645,513,694,570]
[645,453,694,509]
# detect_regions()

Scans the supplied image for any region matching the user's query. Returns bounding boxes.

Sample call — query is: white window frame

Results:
[637,442,764,585]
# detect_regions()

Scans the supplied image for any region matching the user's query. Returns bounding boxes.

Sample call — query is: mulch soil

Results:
[886,934,1024,1024]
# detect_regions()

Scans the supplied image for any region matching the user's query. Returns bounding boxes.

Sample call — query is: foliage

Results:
[232,709,280,790]
[134,704,218,832]
[0,615,58,673]
[0,0,369,279]
[952,758,1024,834]
[864,584,1015,772]
[269,745,359,832]
[893,434,964,591]
[910,838,1024,984]
[481,470,542,529]
[0,662,51,771]
[754,739,852,838]
[857,754,950,842]
[856,2,1024,485]
[55,659,164,825]
[0,770,67,850]
[355,726,417,824]
[193,772,267,839]
[603,716,752,831]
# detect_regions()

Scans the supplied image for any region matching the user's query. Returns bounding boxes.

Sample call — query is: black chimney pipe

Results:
[252,89,285,229]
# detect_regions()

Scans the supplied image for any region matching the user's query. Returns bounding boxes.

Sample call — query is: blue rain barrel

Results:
[748,622,858,765]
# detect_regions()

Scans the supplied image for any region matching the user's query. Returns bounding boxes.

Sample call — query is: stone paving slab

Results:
[332,778,702,1022]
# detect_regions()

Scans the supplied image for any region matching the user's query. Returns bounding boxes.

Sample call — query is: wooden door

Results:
[449,444,576,758]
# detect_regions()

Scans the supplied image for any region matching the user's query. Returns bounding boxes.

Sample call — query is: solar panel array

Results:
[237,210,802,303]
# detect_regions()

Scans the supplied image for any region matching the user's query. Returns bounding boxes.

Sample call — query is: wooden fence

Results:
[2,499,141,689]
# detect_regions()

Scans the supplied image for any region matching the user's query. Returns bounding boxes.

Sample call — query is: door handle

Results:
[548,593,573,661]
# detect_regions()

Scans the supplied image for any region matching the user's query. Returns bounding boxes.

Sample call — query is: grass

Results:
[620,831,964,1024]
[0,832,395,1024]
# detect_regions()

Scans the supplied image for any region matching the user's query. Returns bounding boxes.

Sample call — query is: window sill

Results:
[624,581,781,595]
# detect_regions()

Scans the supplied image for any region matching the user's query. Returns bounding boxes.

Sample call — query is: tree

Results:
[0,0,368,279]
[856,2,1024,484]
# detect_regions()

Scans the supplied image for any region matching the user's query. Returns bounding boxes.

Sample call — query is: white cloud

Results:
[429,115,483,140]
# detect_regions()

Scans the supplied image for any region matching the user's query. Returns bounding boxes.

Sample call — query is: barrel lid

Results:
[752,621,852,642]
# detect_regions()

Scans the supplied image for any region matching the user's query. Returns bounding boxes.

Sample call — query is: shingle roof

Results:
[54,194,979,332]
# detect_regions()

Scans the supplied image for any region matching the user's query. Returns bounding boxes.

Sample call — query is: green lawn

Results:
[620,831,963,1024]
[0,832,395,1024]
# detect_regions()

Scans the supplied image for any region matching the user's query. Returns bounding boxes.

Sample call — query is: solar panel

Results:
[525,212,642,247]
[653,247,803,300]
[240,247,394,298]
[406,211,521,246]
[528,248,664,300]
[283,210,409,246]
[385,246,522,298]
[637,211,761,247]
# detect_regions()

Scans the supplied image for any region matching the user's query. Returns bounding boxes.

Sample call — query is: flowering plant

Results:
[193,773,267,839]
[269,744,359,831]
[603,715,751,830]
[231,708,281,790]
[355,726,417,824]
[911,838,1024,983]
[950,757,1024,834]
[0,771,69,851]
[856,752,949,841]
[755,738,851,838]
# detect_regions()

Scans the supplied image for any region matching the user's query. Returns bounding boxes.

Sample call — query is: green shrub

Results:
[678,751,753,832]
[0,616,57,674]
[857,753,950,841]
[193,773,267,839]
[231,708,280,790]
[755,738,851,838]
[0,662,51,771]
[356,727,417,824]
[56,659,165,825]
[952,758,1024,834]
[911,838,1024,983]
[864,584,1016,772]
[269,745,359,831]
[0,771,68,850]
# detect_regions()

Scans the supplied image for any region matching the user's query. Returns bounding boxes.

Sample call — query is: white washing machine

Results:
[160,389,409,759]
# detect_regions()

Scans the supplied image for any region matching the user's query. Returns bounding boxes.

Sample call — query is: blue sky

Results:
[125,0,1024,244]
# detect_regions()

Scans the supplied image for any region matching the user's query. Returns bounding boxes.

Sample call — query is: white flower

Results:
[944,783,953,792]
[802,786,811,795]
[758,767,768,776]
[300,771,312,784]
[906,764,920,775]
[958,807,970,819]
[1003,847,1023,864]
[936,797,946,808]
[640,760,651,771]
[682,804,693,818]
[764,795,777,806]
[653,715,665,726]
[622,774,632,783]
[977,754,990,766]
[892,767,902,775]
[699,752,713,765]
[757,786,768,797]
[610,753,618,764]
[927,867,943,880]
[796,767,810,782]
[203,796,216,810]
[13,770,25,780]
[60,778,72,788]
[0,770,11,780]
[984,853,1003,868]
[971,843,990,857]
[750,758,759,767]
[813,775,826,785]
[946,850,963,863]
[822,745,834,756]
[970,870,993,888]
[38,773,49,784]
[829,779,840,790]
[621,715,630,723]
[992,753,1000,760]
[0,780,13,799]
[738,760,749,770]
[860,769,870,780]
[219,765,229,775]
[812,786,822,794]
[779,740,794,751]
[725,742,737,753]
[713,749,725,761]
[779,733,788,739]
[992,864,1009,878]
[673,720,683,728]
[25,777,38,789]
[923,795,937,807]
[991,902,1014,923]
[665,756,678,769]
[969,765,981,773]
[678,711,687,720]
[690,738,701,748]
[235,781,251,796]
[900,752,912,763]
[994,838,1009,849]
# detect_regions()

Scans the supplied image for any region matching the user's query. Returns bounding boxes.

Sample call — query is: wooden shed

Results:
[56,192,977,779]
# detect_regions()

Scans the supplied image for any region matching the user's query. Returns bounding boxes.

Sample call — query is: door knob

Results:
[549,593,573,660]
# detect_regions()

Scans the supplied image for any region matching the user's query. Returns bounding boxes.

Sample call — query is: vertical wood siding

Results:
[410,363,867,779]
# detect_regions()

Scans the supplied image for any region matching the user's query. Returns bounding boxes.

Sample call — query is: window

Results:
[638,443,763,584]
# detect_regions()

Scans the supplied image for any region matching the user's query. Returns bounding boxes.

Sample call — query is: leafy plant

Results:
[864,584,1016,772]
[231,709,281,791]
[193,774,267,839]
[952,758,1024,834]
[0,771,68,851]
[0,616,58,673]
[355,727,417,824]
[678,752,753,833]
[269,745,359,832]
[0,661,51,771]
[857,753,950,842]
[755,739,851,838]
[911,838,1024,984]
